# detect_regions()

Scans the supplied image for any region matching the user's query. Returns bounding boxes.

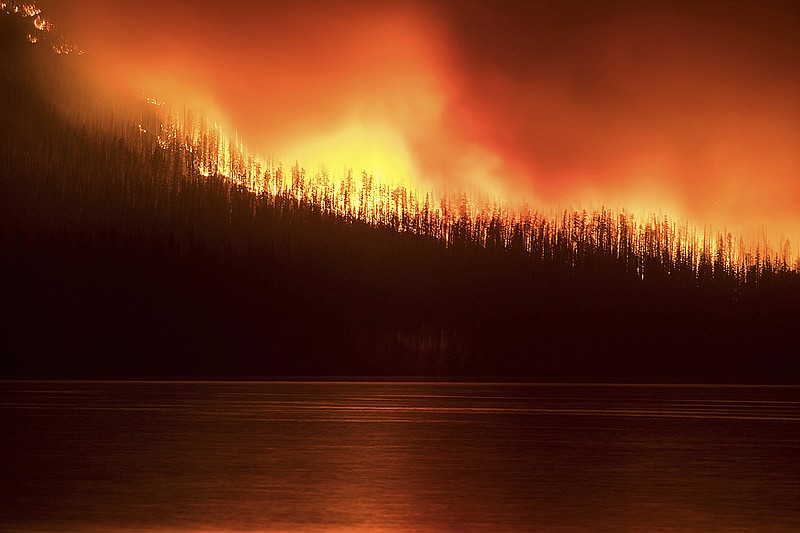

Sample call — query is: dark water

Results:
[1,382,798,532]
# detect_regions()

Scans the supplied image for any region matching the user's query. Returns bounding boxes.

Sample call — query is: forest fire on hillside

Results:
[1,1,82,54]
[3,0,800,382]
[49,0,800,246]
[143,100,798,279]
[3,6,800,531]
[5,0,800,277]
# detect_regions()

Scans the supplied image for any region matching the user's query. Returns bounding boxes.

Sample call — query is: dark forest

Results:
[2,10,798,382]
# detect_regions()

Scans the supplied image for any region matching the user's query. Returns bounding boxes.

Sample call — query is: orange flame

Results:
[31,0,800,262]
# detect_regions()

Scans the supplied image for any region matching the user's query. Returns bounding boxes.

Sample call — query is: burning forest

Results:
[2,2,798,381]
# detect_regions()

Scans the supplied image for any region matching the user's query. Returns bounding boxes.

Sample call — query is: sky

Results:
[50,0,800,244]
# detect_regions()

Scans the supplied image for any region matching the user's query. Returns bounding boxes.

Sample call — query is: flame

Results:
[142,97,799,277]
[33,14,51,31]
[3,0,84,54]
[281,120,419,190]
[11,0,800,272]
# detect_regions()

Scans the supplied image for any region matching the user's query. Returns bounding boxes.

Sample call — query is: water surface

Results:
[1,381,798,532]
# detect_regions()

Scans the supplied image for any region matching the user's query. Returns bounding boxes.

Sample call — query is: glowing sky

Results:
[52,0,800,241]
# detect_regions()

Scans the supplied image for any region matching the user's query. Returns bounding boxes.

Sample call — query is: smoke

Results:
[55,0,800,240]
[435,2,800,232]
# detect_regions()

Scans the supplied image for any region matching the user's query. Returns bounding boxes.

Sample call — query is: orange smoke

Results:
[439,2,800,245]
[54,0,800,247]
[57,0,457,191]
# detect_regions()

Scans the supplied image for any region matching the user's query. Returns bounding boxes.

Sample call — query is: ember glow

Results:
[2,0,82,53]
[35,0,800,254]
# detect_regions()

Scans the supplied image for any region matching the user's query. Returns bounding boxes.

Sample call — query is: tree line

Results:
[2,9,798,381]
[149,100,799,292]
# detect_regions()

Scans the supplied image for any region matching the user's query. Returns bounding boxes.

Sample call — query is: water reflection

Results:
[1,382,798,532]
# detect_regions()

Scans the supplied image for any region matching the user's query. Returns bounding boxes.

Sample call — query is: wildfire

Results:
[281,120,419,191]
[7,0,800,280]
[0,1,40,17]
[32,14,50,31]
[143,98,799,278]
[2,0,84,55]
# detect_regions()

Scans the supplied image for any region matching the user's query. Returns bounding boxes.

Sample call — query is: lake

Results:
[1,381,798,532]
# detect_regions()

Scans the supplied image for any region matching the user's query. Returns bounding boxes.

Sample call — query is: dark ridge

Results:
[1,12,798,382]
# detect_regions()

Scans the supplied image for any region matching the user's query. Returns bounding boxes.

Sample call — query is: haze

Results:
[53,0,800,244]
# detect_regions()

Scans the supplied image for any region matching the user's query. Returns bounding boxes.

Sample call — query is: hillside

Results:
[1,8,798,382]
